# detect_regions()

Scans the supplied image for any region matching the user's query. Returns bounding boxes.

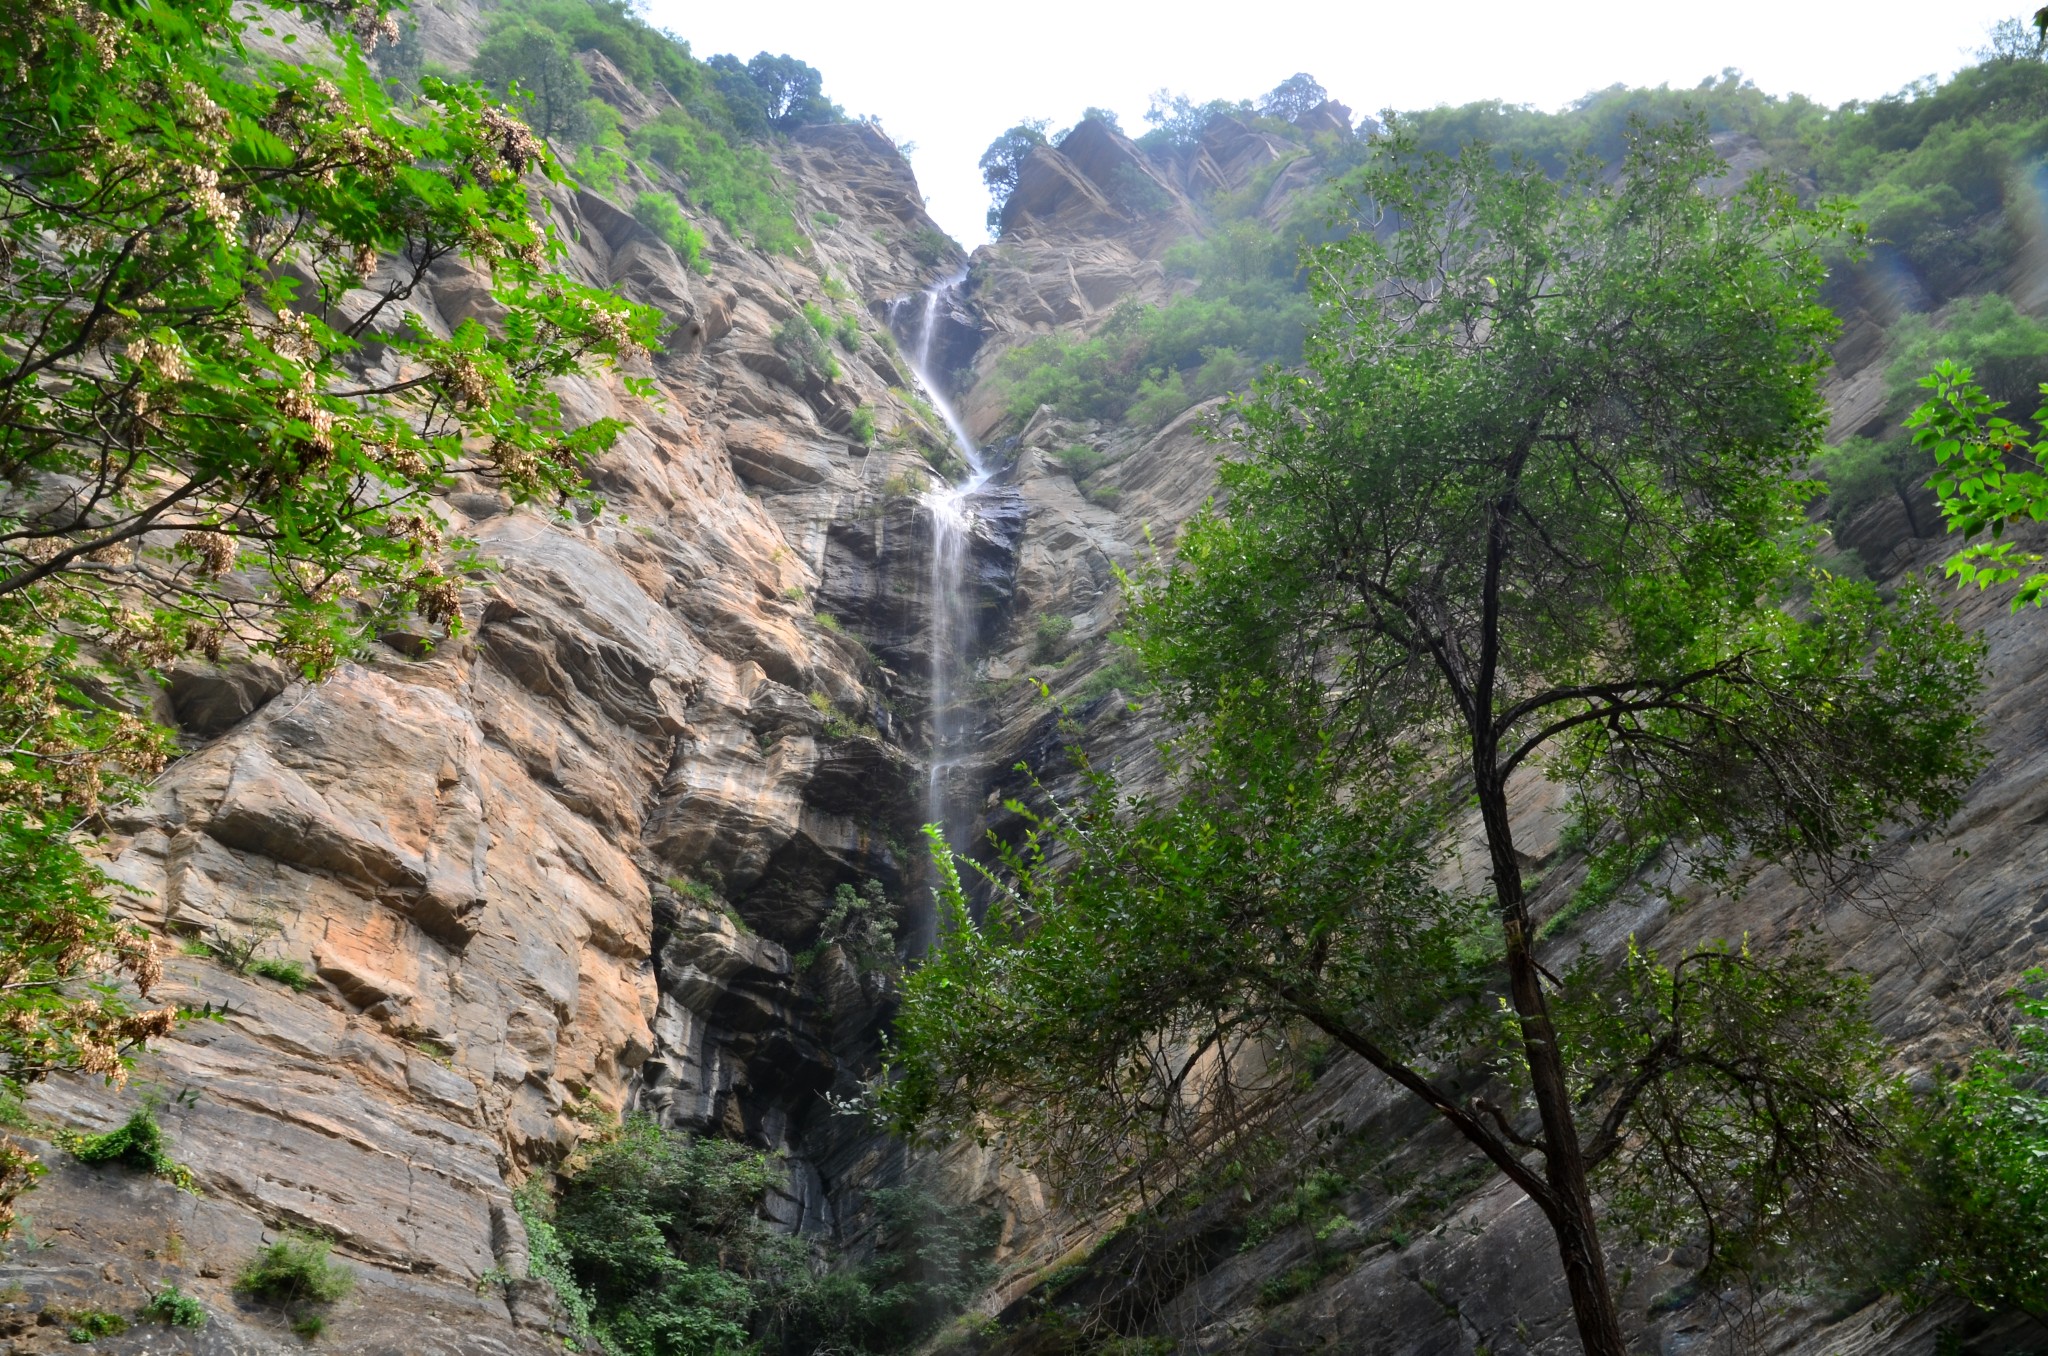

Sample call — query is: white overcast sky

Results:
[640,0,2023,248]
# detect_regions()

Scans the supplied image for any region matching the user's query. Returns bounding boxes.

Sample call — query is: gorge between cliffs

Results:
[5,4,2048,1356]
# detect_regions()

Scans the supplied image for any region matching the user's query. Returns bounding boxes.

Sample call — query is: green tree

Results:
[978,119,1051,230]
[1257,72,1328,123]
[887,123,1986,1356]
[741,52,841,132]
[1817,294,2048,548]
[1078,105,1124,135]
[525,1114,995,1356]
[1976,13,2048,62]
[1137,90,1252,153]
[705,53,772,138]
[1882,969,2048,1318]
[1910,362,2048,606]
[472,18,594,145]
[0,0,655,1227]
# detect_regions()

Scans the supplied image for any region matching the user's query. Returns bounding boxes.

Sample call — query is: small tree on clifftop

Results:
[883,122,1986,1354]
[978,119,1052,232]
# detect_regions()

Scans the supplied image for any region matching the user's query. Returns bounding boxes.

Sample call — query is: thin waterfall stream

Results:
[887,270,993,935]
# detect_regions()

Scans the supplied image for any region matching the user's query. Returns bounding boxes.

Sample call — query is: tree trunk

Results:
[1475,768,1631,1356]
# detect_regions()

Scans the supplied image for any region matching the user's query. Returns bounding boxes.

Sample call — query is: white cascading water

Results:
[888,270,990,899]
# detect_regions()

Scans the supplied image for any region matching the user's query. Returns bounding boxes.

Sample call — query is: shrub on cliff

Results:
[1845,971,2048,1317]
[979,119,1052,230]
[474,0,817,254]
[138,1284,207,1328]
[0,0,657,1230]
[237,1229,355,1337]
[633,193,712,275]
[57,1102,198,1193]
[631,111,802,253]
[986,219,1311,428]
[848,406,877,447]
[490,0,702,101]
[774,317,841,385]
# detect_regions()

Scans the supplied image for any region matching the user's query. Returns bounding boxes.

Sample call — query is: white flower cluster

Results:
[125,334,188,384]
[577,297,642,355]
[475,106,544,179]
[180,529,238,576]
[276,375,335,454]
[183,164,240,234]
[271,309,321,362]
[438,355,490,408]
[342,4,401,48]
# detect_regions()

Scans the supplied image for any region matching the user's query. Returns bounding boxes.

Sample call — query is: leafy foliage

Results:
[909,226,953,266]
[57,1104,198,1192]
[1538,834,1665,940]
[524,1115,995,1356]
[890,121,1986,1356]
[515,1176,603,1343]
[796,879,897,974]
[138,1284,207,1327]
[1886,969,2048,1317]
[62,1308,127,1341]
[848,405,876,446]
[986,220,1312,428]
[1818,295,2048,545]
[1137,91,1254,153]
[633,193,712,275]
[1552,939,1888,1278]
[1257,74,1329,123]
[471,0,820,254]
[1394,56,2048,304]
[1911,361,2048,606]
[629,110,801,253]
[773,316,840,385]
[247,956,314,991]
[711,53,842,135]
[1031,614,1074,664]
[237,1231,355,1308]
[979,120,1051,230]
[1079,106,1124,135]
[1,0,657,658]
[0,0,656,1231]
[485,0,702,103]
[471,17,593,144]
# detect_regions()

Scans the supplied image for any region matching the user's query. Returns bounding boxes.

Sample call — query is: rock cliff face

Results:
[858,121,2048,1356]
[2,15,2043,1354]
[0,5,996,1350]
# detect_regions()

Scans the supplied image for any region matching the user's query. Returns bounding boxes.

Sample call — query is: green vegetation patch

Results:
[987,222,1311,431]
[469,0,840,255]
[237,1231,355,1312]
[520,1114,998,1356]
[62,1308,127,1342]
[632,193,712,275]
[1031,614,1074,664]
[775,315,841,385]
[139,1284,207,1328]
[247,956,314,991]
[849,405,876,446]
[58,1107,198,1193]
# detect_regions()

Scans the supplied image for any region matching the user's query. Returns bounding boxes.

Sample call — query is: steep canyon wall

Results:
[3,15,2046,1356]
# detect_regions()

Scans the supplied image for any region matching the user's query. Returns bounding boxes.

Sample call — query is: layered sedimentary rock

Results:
[0,5,977,1350]
[5,15,2045,1355]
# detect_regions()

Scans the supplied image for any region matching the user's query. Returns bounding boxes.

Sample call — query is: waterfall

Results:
[887,270,991,936]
